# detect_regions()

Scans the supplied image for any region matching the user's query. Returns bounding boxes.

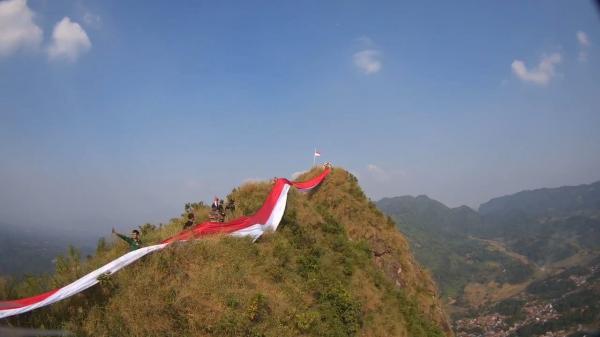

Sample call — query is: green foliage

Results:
[316,282,362,337]
[53,245,83,287]
[246,293,269,322]
[295,310,319,332]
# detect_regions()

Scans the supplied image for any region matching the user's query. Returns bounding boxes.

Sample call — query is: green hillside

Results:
[479,181,600,221]
[377,183,600,336]
[477,183,600,266]
[0,168,451,337]
[377,196,533,298]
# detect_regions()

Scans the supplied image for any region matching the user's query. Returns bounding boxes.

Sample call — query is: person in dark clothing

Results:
[183,213,195,229]
[112,227,142,251]
[210,197,221,222]
[218,199,225,222]
[211,197,220,211]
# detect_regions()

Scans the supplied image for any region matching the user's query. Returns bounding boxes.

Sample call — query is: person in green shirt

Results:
[112,227,142,251]
[183,212,195,230]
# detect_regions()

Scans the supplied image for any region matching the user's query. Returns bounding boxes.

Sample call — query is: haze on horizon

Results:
[1,0,599,238]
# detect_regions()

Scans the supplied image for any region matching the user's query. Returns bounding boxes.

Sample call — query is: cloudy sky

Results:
[1,0,599,237]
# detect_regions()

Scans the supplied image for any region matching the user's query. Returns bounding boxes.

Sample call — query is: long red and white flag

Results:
[0,168,331,319]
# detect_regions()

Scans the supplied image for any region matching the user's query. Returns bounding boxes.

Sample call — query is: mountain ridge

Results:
[479,180,600,218]
[1,167,452,337]
[377,181,600,336]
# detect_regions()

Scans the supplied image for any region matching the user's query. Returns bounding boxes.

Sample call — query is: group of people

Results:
[209,196,235,223]
[181,197,235,229]
[112,162,331,251]
[113,197,236,251]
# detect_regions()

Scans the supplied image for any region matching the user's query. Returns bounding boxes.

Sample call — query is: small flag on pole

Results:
[313,149,321,166]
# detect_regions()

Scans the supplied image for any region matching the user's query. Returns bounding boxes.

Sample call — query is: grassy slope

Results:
[2,167,451,337]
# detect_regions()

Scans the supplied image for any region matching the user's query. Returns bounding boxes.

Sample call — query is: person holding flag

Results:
[112,227,142,251]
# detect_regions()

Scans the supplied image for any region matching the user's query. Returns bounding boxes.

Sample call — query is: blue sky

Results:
[1,0,599,237]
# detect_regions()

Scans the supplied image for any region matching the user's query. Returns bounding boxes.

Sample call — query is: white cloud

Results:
[511,53,561,86]
[83,12,101,28]
[0,0,42,57]
[353,49,382,75]
[47,17,91,62]
[577,31,590,47]
[577,31,590,62]
[367,164,389,181]
[364,164,407,184]
[367,164,383,173]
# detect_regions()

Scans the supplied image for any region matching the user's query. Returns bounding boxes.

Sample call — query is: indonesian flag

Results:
[0,168,331,319]
[314,150,321,157]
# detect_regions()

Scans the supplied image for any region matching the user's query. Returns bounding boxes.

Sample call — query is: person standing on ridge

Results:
[218,199,225,222]
[112,227,142,251]
[211,197,220,211]
[183,212,195,229]
[210,197,220,222]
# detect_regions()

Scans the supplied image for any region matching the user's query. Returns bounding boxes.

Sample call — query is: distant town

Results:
[454,260,600,337]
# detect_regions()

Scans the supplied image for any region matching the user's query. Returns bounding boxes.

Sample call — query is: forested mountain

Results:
[480,181,600,220]
[377,196,532,298]
[377,195,481,234]
[378,181,600,337]
[477,182,600,267]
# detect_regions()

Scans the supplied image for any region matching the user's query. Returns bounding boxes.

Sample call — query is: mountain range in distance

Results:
[377,180,600,336]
